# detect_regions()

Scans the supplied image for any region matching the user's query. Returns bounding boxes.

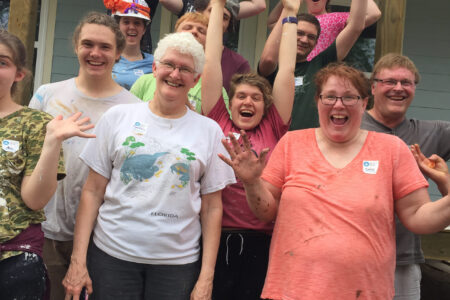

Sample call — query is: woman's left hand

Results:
[190,277,213,300]
[46,112,96,142]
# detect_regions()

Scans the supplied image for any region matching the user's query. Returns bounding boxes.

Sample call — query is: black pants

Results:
[0,252,46,300]
[213,230,271,300]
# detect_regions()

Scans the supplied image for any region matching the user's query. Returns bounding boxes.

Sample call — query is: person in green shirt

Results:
[131,12,230,113]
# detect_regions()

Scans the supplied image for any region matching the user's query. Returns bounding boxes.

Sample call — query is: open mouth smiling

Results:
[165,80,183,88]
[387,95,407,101]
[88,60,104,66]
[240,110,254,118]
[330,114,348,125]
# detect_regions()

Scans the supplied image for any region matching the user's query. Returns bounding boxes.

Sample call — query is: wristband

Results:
[282,16,298,25]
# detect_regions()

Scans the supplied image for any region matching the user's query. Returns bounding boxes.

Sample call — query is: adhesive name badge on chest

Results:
[134,69,144,77]
[295,76,304,87]
[362,160,379,174]
[132,121,148,136]
[2,139,20,153]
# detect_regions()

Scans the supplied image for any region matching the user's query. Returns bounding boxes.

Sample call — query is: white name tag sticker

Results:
[2,139,20,153]
[132,121,148,135]
[134,69,144,77]
[363,160,379,174]
[295,76,304,86]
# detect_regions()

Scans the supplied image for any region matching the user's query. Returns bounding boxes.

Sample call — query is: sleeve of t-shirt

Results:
[28,84,51,111]
[437,120,450,160]
[265,105,290,139]
[331,12,350,29]
[261,132,289,189]
[200,123,236,195]
[391,136,429,201]
[130,75,147,100]
[79,110,116,179]
[207,95,230,123]
[317,41,338,65]
[24,112,65,179]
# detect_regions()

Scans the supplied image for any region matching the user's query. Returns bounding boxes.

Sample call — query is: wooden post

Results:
[374,0,407,63]
[8,0,39,105]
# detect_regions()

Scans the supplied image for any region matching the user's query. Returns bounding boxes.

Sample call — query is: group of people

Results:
[0,0,449,300]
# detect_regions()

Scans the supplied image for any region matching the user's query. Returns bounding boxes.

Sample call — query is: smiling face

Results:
[119,16,146,47]
[230,84,265,130]
[318,75,367,143]
[0,44,25,100]
[306,0,328,15]
[75,23,120,78]
[296,21,318,61]
[176,20,207,47]
[371,67,416,126]
[153,48,199,102]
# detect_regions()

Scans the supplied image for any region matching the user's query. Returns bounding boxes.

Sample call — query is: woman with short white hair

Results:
[63,32,235,300]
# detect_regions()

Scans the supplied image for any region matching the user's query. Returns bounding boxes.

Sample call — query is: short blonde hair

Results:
[174,12,208,31]
[371,53,420,84]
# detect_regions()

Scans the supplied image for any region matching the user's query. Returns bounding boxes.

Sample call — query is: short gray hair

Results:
[154,32,205,75]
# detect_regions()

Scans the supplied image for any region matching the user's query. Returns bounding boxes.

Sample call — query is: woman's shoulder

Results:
[18,107,53,123]
[368,130,404,144]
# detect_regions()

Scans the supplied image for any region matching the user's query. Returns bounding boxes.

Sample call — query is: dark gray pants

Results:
[87,243,200,300]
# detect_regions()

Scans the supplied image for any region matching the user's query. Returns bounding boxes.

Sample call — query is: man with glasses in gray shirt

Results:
[362,53,450,300]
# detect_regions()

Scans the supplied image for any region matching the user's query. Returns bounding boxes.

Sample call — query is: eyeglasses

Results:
[158,60,195,75]
[297,30,317,41]
[373,78,415,88]
[319,95,361,106]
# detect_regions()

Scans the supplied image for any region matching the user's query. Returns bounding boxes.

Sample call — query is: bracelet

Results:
[282,16,298,25]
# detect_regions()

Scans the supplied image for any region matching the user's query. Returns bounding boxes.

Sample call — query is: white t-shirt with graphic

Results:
[80,103,236,265]
[29,78,140,241]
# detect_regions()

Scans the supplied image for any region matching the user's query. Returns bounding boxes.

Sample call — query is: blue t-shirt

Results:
[113,52,154,90]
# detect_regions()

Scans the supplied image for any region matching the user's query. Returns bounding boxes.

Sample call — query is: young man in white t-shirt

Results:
[29,12,140,300]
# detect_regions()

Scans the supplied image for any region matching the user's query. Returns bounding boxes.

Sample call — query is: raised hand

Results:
[219,130,269,185]
[411,144,449,196]
[46,112,96,143]
[282,0,301,14]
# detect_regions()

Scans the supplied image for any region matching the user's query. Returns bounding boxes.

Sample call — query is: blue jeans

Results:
[87,243,200,300]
